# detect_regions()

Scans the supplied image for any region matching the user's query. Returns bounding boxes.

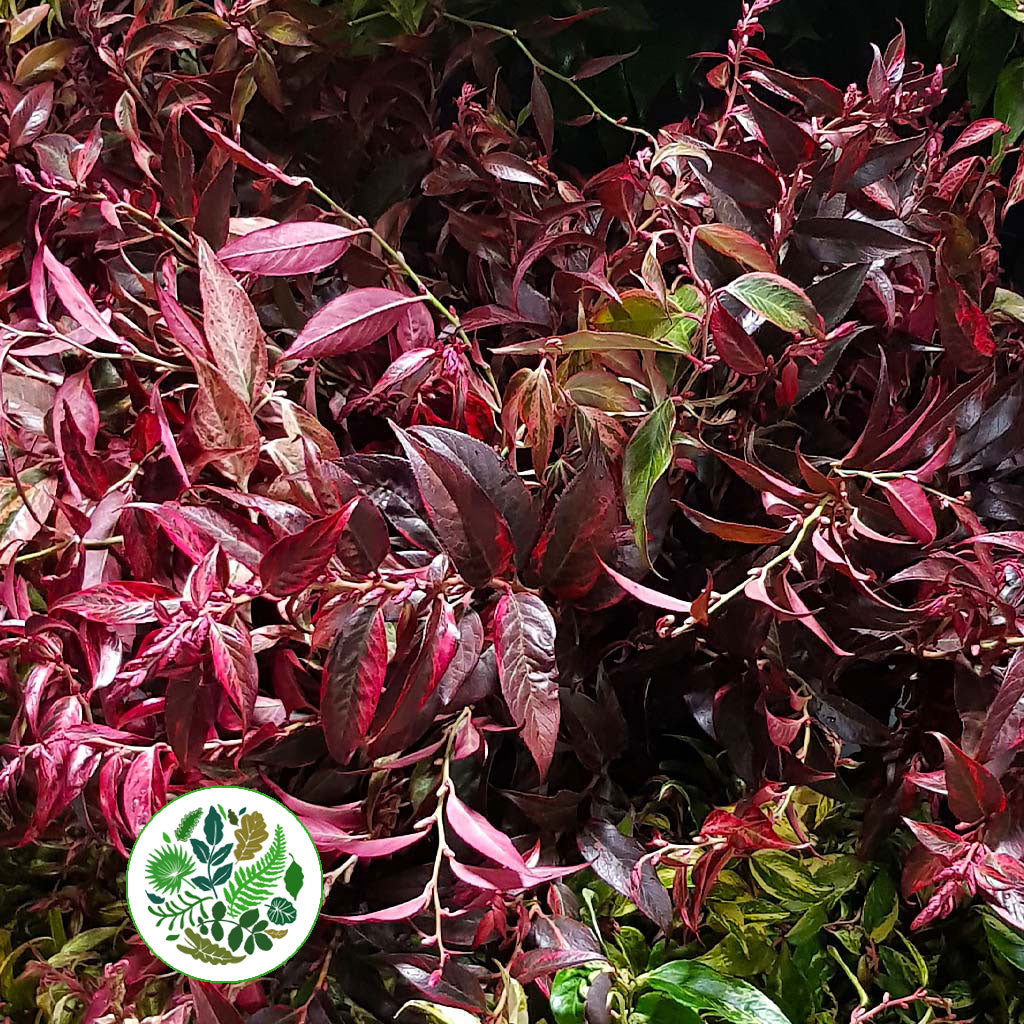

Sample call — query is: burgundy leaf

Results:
[494,592,560,779]
[932,733,1006,823]
[880,478,936,544]
[50,582,181,624]
[321,601,388,763]
[42,247,120,344]
[710,300,766,374]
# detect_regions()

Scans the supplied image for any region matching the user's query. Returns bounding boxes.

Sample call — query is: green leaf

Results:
[981,912,1024,971]
[48,928,119,968]
[267,897,296,925]
[174,807,203,841]
[749,852,831,905]
[223,825,286,916]
[642,960,794,1024]
[550,967,592,1024]
[145,844,196,895]
[176,928,245,965]
[988,287,1024,323]
[227,925,243,951]
[284,858,304,900]
[989,0,1024,22]
[623,399,675,565]
[635,992,702,1024]
[863,871,898,942]
[724,273,824,338]
[204,806,224,847]
[994,58,1024,158]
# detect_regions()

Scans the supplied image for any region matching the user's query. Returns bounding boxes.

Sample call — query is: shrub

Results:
[2,0,1024,1020]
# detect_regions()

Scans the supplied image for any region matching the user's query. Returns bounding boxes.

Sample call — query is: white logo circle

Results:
[126,786,322,982]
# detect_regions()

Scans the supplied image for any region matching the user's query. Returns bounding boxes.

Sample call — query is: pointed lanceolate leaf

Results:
[321,602,388,763]
[710,301,766,374]
[724,273,824,338]
[643,961,793,1024]
[445,788,529,869]
[42,247,120,344]
[217,221,357,276]
[260,498,359,596]
[395,426,514,588]
[285,288,428,361]
[623,400,675,563]
[197,238,267,404]
[880,478,936,544]
[50,582,181,624]
[494,592,560,778]
[932,733,1006,822]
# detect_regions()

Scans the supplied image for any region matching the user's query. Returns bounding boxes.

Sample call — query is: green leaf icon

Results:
[204,806,224,846]
[284,858,304,900]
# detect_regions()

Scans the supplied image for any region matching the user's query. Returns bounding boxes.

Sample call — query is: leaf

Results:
[176,928,246,965]
[480,153,546,186]
[208,622,257,730]
[233,812,269,861]
[995,59,1024,152]
[982,912,1024,971]
[218,221,357,276]
[204,806,224,846]
[494,592,560,779]
[9,82,53,149]
[880,478,936,544]
[223,825,287,916]
[42,247,120,344]
[932,733,1006,822]
[445,788,529,869]
[14,38,73,85]
[694,224,775,273]
[793,218,929,263]
[260,499,359,596]
[979,648,1024,759]
[549,968,590,1024]
[494,331,683,355]
[623,400,674,563]
[285,288,428,361]
[7,5,49,44]
[643,961,793,1024]
[396,1002,480,1024]
[284,859,304,900]
[724,274,825,338]
[175,808,203,841]
[197,238,267,404]
[531,69,554,152]
[266,897,296,925]
[863,871,898,941]
[710,301,766,375]
[321,602,388,763]
[989,0,1024,23]
[579,820,672,931]
[394,426,514,587]
[600,559,692,614]
[50,582,180,624]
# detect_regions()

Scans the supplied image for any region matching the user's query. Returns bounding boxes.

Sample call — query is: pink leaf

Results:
[208,621,258,731]
[932,732,1006,823]
[445,788,529,869]
[50,582,181,624]
[494,592,560,779]
[217,221,358,276]
[948,118,1007,154]
[326,831,430,858]
[600,558,692,614]
[322,884,430,924]
[285,288,429,361]
[42,247,120,344]
[9,82,53,149]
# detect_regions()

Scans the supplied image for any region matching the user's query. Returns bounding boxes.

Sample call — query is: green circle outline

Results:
[125,785,324,984]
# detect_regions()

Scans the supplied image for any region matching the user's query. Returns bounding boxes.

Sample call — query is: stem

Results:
[443,13,655,145]
[307,185,472,347]
[670,500,827,636]
[15,536,124,564]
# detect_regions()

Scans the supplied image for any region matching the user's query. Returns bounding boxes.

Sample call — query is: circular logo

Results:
[126,786,322,982]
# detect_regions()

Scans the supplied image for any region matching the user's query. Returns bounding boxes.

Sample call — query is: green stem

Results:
[443,13,655,145]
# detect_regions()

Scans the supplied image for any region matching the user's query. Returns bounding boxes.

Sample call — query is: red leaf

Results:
[259,499,358,596]
[509,949,606,985]
[880,478,936,544]
[208,621,257,731]
[285,288,429,361]
[948,118,1007,154]
[321,602,388,763]
[979,648,1024,760]
[676,501,790,544]
[932,733,1006,823]
[217,221,357,276]
[710,301,766,374]
[531,69,554,153]
[494,592,560,779]
[573,49,637,79]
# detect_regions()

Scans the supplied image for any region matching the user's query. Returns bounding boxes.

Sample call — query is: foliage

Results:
[2,0,1024,1021]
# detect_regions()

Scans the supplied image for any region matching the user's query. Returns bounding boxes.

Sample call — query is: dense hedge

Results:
[3,1,1024,1022]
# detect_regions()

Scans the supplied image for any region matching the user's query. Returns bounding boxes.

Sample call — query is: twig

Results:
[443,13,656,145]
